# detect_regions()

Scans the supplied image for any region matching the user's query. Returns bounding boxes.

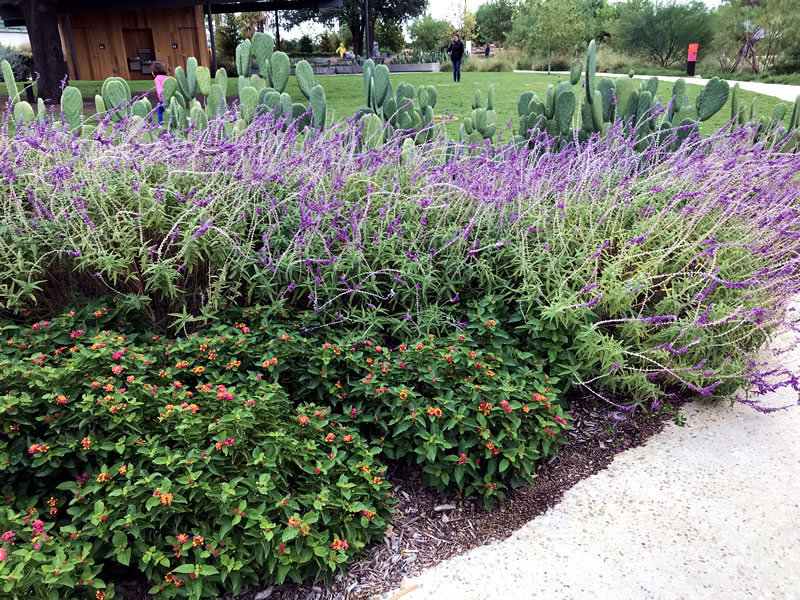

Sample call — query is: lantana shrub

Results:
[0,298,568,597]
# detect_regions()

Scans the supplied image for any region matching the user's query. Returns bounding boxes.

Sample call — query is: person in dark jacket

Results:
[447,34,465,83]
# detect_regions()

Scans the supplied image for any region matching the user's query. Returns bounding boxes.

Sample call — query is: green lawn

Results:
[1,72,792,138]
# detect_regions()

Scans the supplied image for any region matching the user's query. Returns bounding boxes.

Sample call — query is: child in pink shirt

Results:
[153,61,167,124]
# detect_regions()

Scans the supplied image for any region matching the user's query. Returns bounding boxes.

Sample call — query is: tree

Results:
[475,0,515,46]
[375,18,406,53]
[238,12,268,39]
[576,0,617,44]
[616,0,714,68]
[408,15,453,52]
[509,0,586,73]
[21,0,67,102]
[282,0,426,57]
[716,0,800,71]
[444,1,479,42]
[215,13,244,74]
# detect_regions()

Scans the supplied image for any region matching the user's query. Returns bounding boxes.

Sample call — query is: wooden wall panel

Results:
[61,6,209,81]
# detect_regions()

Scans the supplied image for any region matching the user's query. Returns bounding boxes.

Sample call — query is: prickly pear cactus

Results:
[186,57,198,98]
[487,84,495,111]
[426,85,437,110]
[361,113,383,149]
[417,85,429,110]
[295,60,315,99]
[518,91,534,117]
[168,95,187,131]
[362,59,375,103]
[270,52,291,94]
[236,39,252,77]
[401,137,415,163]
[162,76,178,104]
[771,102,787,123]
[13,100,34,124]
[215,67,228,93]
[570,61,581,86]
[372,64,390,108]
[1,59,19,103]
[644,76,658,96]
[585,39,597,104]
[698,77,729,121]
[196,66,211,96]
[36,98,46,123]
[239,85,258,124]
[249,74,266,92]
[131,98,150,119]
[237,76,248,96]
[103,79,129,121]
[60,86,83,131]
[310,84,327,129]
[597,78,615,122]
[175,66,190,100]
[190,104,208,129]
[206,83,225,118]
[252,32,274,74]
[472,89,482,110]
[545,85,555,119]
[292,103,311,130]
[555,88,576,135]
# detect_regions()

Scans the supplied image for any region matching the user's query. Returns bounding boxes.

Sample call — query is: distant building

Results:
[0,1,342,82]
[0,17,28,48]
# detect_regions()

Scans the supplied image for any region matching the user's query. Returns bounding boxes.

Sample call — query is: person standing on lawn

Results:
[485,43,490,58]
[152,61,167,125]
[447,33,465,83]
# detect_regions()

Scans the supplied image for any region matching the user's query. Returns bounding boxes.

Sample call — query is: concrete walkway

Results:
[379,335,800,599]
[515,71,800,103]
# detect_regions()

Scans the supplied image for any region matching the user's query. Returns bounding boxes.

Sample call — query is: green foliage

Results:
[475,0,515,46]
[162,76,178,104]
[510,0,585,73]
[375,18,406,54]
[0,310,394,597]
[408,14,452,52]
[615,0,714,68]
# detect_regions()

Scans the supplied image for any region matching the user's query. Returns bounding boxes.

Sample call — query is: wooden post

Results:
[274,10,280,50]
[63,13,80,80]
[206,0,217,74]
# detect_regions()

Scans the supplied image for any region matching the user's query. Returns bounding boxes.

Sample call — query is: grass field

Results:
[1,71,792,138]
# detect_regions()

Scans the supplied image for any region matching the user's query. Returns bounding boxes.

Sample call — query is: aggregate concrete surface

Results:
[379,332,800,600]
[516,71,800,103]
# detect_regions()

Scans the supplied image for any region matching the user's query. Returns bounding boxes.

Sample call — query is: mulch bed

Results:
[116,394,682,600]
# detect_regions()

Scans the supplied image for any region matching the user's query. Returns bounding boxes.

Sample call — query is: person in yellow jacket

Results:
[337,43,347,58]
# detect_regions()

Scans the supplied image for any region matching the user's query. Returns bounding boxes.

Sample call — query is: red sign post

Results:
[687,43,698,76]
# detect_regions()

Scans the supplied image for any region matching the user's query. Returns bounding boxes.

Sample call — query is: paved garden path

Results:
[378,332,800,599]
[516,71,800,103]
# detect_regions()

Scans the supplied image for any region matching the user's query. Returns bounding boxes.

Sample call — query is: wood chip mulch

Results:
[116,395,683,600]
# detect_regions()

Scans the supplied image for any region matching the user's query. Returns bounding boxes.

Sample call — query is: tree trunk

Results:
[22,0,67,102]
[350,17,363,57]
[548,51,552,75]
